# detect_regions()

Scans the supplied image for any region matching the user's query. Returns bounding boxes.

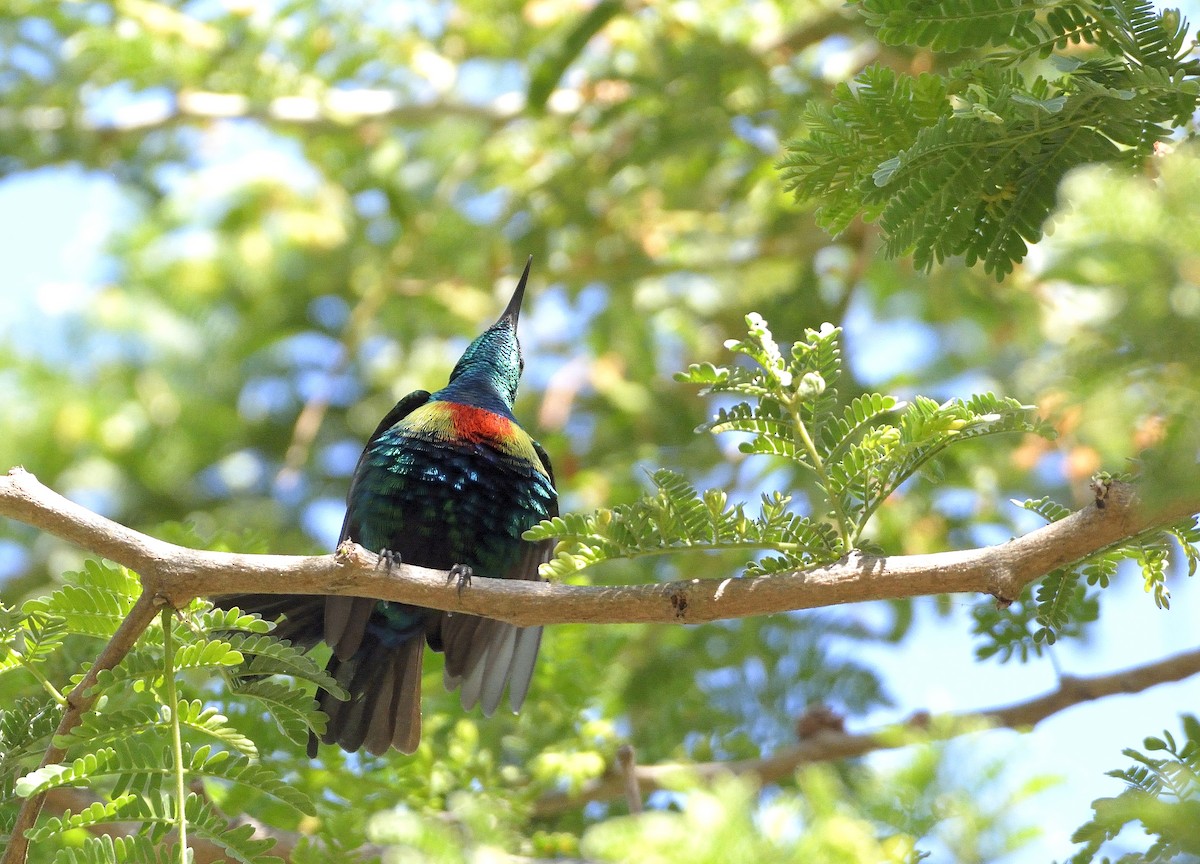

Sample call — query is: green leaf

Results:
[59,701,256,757]
[0,697,62,770]
[859,0,1042,51]
[24,560,141,639]
[52,835,174,864]
[16,749,117,797]
[229,678,325,746]
[1070,715,1200,861]
[187,744,315,816]
[1017,496,1073,523]
[822,393,901,462]
[27,794,141,841]
[225,632,343,695]
[540,319,1052,571]
[0,608,68,676]
[196,607,275,634]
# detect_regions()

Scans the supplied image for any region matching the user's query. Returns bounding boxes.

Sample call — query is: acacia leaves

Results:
[972,495,1200,663]
[1070,716,1200,863]
[782,0,1199,277]
[529,315,1052,578]
[530,472,842,581]
[0,560,333,864]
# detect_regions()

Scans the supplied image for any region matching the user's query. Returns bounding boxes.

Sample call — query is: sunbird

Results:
[227,258,557,755]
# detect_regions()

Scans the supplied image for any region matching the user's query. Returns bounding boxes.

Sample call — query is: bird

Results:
[224,257,557,756]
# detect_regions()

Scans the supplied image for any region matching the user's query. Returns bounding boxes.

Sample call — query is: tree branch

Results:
[1,467,1196,626]
[3,90,525,138]
[532,645,1200,816]
[6,9,867,138]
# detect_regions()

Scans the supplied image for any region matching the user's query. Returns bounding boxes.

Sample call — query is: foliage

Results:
[1069,715,1200,863]
[971,496,1200,662]
[1030,150,1200,514]
[531,314,1053,577]
[578,748,1042,864]
[581,773,919,864]
[359,753,1040,863]
[0,560,330,863]
[782,0,1199,277]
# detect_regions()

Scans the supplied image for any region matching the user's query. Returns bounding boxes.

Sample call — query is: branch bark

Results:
[533,645,1200,816]
[1,466,1196,626]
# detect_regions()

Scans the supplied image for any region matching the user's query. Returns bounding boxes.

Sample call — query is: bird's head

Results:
[444,256,531,409]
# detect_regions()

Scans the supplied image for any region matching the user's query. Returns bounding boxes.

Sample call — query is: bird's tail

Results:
[219,594,423,756]
[312,633,424,757]
[440,615,542,717]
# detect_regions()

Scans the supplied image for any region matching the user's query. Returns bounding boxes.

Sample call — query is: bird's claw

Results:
[448,563,473,596]
[377,548,402,572]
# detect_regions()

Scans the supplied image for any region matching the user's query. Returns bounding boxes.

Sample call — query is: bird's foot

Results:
[448,563,473,596]
[377,548,402,572]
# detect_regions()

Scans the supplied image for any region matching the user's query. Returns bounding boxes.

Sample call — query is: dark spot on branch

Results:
[670,591,688,619]
[987,565,1021,607]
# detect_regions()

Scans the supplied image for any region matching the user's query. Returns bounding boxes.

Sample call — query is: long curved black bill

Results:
[500,255,533,325]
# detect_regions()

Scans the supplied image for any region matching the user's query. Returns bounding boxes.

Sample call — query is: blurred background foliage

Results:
[0,0,1198,861]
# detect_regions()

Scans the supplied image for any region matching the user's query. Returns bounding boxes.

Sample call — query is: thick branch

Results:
[533,646,1200,816]
[0,467,1197,626]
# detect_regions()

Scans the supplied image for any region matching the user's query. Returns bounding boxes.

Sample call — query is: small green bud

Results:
[798,372,826,400]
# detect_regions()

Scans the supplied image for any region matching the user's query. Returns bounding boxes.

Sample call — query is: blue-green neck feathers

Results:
[436,257,530,414]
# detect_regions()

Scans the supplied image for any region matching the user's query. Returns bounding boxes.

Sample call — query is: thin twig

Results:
[533,645,1200,816]
[2,590,163,864]
[615,744,642,814]
[161,608,189,864]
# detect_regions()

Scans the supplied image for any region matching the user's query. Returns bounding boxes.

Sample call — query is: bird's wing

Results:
[335,389,433,547]
[532,439,558,517]
[326,389,432,660]
[442,437,559,714]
